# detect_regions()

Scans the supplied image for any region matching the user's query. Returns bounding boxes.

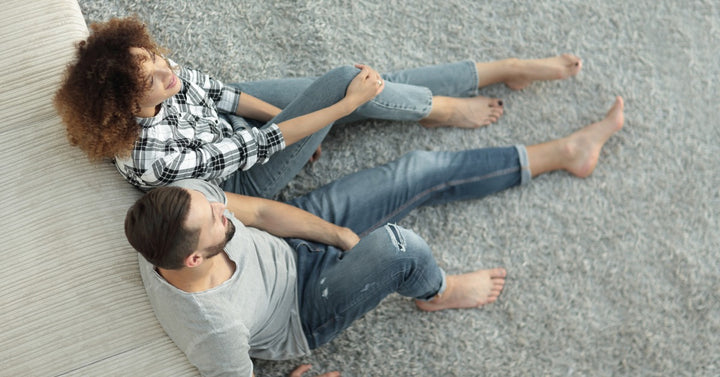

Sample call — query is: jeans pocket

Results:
[286,238,325,253]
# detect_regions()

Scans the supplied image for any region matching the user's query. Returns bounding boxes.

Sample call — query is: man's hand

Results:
[226,193,359,251]
[335,226,360,251]
[289,364,340,377]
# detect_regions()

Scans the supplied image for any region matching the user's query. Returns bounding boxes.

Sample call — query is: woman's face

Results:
[130,47,182,117]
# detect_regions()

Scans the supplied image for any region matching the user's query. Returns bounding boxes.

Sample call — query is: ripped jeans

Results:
[285,146,531,349]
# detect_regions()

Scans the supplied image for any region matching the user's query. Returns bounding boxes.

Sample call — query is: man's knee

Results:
[364,224,434,266]
[401,150,436,166]
[392,150,446,182]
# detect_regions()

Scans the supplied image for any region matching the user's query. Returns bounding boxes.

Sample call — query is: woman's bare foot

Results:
[503,54,582,90]
[419,96,504,129]
[415,268,507,312]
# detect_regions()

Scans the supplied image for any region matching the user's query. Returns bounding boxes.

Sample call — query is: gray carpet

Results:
[78,1,719,376]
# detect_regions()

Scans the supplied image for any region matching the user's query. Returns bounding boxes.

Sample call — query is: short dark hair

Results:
[125,187,199,270]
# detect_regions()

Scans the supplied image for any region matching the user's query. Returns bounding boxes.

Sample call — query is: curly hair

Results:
[54,16,167,160]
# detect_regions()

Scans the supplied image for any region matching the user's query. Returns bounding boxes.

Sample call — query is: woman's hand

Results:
[343,64,384,109]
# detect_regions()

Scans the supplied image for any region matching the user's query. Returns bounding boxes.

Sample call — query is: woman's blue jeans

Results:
[221,60,480,198]
[285,146,532,349]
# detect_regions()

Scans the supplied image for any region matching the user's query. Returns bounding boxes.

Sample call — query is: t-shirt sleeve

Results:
[186,328,254,377]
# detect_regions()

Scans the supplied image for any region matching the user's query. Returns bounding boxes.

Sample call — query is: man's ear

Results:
[184,251,204,268]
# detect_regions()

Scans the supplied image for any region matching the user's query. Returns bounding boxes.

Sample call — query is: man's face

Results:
[184,189,236,260]
[129,47,182,115]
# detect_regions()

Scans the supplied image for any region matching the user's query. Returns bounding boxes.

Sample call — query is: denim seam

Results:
[361,166,520,237]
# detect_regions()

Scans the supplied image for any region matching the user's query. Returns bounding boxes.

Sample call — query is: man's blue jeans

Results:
[221,61,480,198]
[285,146,532,349]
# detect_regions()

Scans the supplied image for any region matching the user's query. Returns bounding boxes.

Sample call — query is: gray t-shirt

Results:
[137,179,310,377]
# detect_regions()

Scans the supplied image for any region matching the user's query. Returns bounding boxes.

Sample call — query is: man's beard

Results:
[204,218,236,259]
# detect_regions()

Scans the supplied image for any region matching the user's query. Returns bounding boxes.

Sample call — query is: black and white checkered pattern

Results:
[114,61,285,191]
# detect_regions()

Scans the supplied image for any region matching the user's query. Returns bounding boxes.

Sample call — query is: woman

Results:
[54,16,581,197]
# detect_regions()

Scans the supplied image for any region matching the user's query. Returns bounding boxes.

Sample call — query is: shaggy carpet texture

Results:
[79,1,719,376]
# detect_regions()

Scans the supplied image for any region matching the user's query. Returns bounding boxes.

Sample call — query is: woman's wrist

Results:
[337,96,362,115]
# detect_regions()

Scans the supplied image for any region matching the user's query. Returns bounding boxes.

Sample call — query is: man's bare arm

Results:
[225,192,359,251]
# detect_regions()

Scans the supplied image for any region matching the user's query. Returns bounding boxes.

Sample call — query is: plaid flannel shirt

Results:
[114,61,285,191]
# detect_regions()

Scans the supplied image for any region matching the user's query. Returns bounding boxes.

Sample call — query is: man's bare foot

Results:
[415,268,507,312]
[526,97,624,178]
[419,96,504,129]
[289,364,340,377]
[503,54,582,90]
[562,96,625,177]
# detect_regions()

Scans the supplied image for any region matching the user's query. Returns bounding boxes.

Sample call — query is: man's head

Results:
[125,187,236,270]
[53,16,171,160]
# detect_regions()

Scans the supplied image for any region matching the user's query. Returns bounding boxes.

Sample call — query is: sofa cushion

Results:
[0,0,196,374]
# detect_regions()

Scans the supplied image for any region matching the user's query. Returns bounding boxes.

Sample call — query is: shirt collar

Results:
[136,102,168,128]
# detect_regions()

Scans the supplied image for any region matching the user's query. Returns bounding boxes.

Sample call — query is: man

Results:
[124,96,623,377]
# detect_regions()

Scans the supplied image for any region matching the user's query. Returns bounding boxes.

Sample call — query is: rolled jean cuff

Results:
[466,59,480,98]
[416,268,447,302]
[515,144,532,185]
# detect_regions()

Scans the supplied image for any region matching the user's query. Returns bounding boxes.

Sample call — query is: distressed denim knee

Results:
[294,224,445,349]
[374,224,446,300]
